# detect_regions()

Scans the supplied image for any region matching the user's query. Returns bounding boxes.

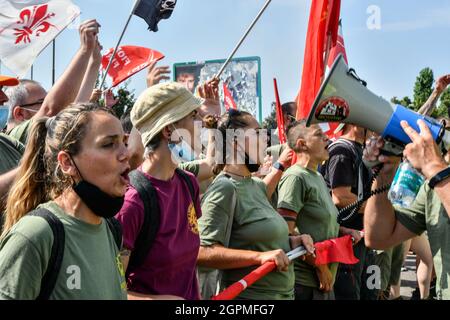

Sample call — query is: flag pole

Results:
[215,0,273,79]
[100,0,142,89]
[52,40,56,85]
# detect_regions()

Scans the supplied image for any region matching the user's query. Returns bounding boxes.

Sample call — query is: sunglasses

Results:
[20,98,44,109]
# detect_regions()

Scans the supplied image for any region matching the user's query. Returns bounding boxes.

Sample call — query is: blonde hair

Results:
[2,103,114,238]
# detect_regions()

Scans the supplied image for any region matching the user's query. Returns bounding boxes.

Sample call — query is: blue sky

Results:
[1,0,450,119]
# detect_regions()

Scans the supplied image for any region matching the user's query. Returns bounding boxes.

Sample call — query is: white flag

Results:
[0,0,81,77]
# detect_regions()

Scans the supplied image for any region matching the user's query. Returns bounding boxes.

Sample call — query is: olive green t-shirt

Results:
[277,164,340,289]
[0,201,127,300]
[178,160,200,177]
[8,119,32,145]
[395,182,450,300]
[0,133,24,175]
[199,174,295,300]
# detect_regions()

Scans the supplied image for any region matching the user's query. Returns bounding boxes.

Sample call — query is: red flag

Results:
[314,235,359,265]
[101,45,164,87]
[327,20,348,68]
[212,235,358,300]
[295,0,341,120]
[274,78,287,144]
[223,82,237,111]
[322,20,348,140]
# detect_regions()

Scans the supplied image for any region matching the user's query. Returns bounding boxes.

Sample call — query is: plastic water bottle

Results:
[388,161,425,208]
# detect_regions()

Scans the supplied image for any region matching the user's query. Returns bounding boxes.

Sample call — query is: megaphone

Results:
[306,54,450,154]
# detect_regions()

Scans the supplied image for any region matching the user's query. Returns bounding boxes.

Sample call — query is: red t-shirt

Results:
[116,168,202,299]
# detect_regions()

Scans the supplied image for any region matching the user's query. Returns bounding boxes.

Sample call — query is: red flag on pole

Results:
[274,78,287,144]
[322,20,348,139]
[295,0,341,120]
[327,20,348,68]
[223,82,237,111]
[314,235,359,265]
[101,45,164,87]
[212,235,358,300]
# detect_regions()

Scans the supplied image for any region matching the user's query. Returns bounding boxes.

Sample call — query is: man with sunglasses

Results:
[4,79,46,140]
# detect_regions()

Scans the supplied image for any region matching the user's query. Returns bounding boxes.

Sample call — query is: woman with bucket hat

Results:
[116,82,206,300]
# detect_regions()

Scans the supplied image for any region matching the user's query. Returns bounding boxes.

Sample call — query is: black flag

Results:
[133,0,177,32]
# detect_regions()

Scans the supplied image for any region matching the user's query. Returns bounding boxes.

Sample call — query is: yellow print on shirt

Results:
[116,253,127,291]
[187,202,199,234]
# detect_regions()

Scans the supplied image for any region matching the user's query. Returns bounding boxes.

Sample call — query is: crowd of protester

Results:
[1,19,450,300]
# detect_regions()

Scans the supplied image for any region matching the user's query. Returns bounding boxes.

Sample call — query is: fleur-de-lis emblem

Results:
[13,4,56,45]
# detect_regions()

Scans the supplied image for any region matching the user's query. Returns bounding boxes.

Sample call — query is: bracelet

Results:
[429,166,450,189]
[273,161,286,172]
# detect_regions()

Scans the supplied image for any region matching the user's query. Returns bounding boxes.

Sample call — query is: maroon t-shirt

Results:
[116,168,202,299]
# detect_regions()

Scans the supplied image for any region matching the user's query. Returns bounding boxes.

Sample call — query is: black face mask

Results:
[70,157,124,219]
[244,152,261,173]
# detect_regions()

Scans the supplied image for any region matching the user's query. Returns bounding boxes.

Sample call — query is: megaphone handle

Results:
[364,140,404,169]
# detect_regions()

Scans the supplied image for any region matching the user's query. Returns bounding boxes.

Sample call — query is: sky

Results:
[1,0,450,119]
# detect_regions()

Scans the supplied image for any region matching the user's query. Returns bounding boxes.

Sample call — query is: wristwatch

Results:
[429,167,450,189]
[273,161,286,172]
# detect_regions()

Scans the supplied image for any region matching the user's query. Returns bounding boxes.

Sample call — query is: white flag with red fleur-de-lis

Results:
[0,0,80,77]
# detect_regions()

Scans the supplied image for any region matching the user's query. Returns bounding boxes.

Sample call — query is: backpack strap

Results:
[105,217,123,250]
[28,208,65,301]
[175,168,197,215]
[127,170,161,272]
[328,139,365,201]
[127,168,199,271]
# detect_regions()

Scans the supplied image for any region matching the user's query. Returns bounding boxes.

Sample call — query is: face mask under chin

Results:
[69,156,124,219]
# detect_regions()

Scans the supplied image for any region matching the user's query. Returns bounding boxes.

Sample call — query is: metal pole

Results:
[52,40,56,85]
[31,65,34,80]
[215,0,273,79]
[100,0,142,88]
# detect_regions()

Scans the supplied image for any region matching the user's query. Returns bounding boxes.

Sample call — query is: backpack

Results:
[126,168,197,273]
[325,139,365,203]
[28,208,122,300]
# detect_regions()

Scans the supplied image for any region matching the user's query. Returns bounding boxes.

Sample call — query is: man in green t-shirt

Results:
[277,120,357,300]
[364,120,450,300]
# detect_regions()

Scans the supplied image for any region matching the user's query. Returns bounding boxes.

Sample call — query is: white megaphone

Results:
[306,54,450,155]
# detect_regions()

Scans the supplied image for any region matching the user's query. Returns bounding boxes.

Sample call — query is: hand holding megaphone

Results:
[400,120,448,180]
[363,136,401,179]
[307,54,450,168]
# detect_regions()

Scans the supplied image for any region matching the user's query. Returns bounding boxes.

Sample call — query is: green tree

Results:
[413,68,434,111]
[391,96,413,108]
[96,72,136,119]
[262,102,277,130]
[112,81,136,119]
[434,87,450,119]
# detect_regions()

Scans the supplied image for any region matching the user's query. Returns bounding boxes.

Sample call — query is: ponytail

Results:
[2,118,49,238]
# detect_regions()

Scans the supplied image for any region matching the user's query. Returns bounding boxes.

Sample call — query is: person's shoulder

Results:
[8,119,32,143]
[5,214,54,249]
[205,174,236,196]
[178,160,201,177]
[266,143,286,157]
[284,164,309,177]
[0,132,24,152]
[329,139,356,154]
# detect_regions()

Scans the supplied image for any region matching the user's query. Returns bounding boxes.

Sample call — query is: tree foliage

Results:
[262,102,277,130]
[413,67,434,111]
